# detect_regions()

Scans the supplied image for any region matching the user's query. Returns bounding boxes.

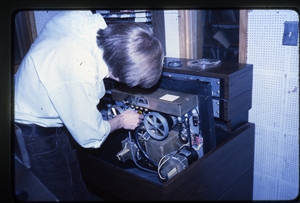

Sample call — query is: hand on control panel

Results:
[108,109,144,132]
[120,109,144,130]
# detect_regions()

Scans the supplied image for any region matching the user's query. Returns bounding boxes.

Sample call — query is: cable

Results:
[128,131,157,174]
[133,126,158,169]
[157,153,173,180]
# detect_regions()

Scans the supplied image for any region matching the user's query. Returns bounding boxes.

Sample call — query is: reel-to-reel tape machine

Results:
[104,86,204,181]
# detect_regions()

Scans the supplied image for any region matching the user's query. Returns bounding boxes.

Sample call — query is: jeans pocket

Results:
[29,135,58,155]
[30,135,69,179]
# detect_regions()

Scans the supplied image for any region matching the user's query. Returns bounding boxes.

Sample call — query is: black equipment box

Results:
[163,57,253,132]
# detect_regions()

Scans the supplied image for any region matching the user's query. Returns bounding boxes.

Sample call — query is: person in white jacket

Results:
[14,10,164,201]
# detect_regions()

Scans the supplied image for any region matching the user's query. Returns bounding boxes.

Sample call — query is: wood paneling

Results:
[14,11,37,73]
[27,11,37,42]
[163,57,253,101]
[178,10,202,59]
[239,10,248,63]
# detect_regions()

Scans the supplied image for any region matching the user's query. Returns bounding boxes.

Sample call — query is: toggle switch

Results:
[282,21,298,46]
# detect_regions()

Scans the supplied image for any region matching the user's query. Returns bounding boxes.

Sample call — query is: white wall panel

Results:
[247,9,299,201]
[250,73,285,129]
[284,76,299,133]
[163,10,180,58]
[253,175,278,200]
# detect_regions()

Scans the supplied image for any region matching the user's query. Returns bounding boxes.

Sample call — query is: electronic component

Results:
[109,86,204,181]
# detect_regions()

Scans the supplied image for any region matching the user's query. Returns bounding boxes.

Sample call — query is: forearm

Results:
[107,115,124,133]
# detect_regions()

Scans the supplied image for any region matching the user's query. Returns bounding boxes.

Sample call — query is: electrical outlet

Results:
[282,21,298,46]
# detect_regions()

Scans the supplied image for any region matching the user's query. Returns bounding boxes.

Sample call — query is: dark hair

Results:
[96,23,164,88]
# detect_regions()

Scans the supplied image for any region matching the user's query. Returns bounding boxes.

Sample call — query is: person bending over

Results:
[14,10,164,201]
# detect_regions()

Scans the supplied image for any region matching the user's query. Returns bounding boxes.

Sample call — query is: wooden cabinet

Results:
[163,57,253,132]
[77,123,254,201]
[94,10,152,24]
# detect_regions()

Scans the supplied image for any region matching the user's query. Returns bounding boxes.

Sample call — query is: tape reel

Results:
[187,59,221,70]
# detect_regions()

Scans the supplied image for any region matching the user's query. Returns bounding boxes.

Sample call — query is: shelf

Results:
[202,9,239,24]
[202,10,240,63]
[95,10,152,23]
[203,43,239,47]
[204,21,239,25]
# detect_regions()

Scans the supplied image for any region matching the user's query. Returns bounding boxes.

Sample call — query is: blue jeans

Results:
[15,124,91,201]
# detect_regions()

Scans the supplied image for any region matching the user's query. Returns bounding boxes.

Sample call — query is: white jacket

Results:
[14,11,111,148]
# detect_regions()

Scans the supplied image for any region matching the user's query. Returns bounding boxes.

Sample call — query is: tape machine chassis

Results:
[108,86,204,181]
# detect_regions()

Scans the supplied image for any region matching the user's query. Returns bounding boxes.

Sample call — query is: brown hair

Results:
[97,23,164,88]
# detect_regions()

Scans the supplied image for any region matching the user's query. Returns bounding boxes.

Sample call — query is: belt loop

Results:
[32,124,37,135]
[57,126,63,134]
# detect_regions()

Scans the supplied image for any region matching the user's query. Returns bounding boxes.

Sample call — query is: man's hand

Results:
[108,109,144,132]
[119,109,144,130]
